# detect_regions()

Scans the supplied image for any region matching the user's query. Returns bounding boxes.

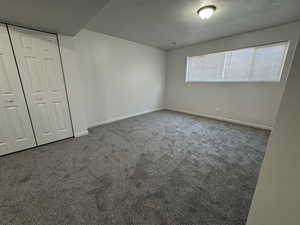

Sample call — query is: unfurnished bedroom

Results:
[0,1,300,225]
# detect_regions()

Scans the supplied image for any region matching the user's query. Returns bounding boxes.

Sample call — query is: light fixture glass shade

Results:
[197,5,216,19]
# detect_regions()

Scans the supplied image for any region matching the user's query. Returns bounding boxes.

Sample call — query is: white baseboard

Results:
[88,108,163,129]
[74,130,89,137]
[165,107,272,130]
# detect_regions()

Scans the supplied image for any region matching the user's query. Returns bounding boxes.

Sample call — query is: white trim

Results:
[88,108,163,129]
[164,107,272,130]
[185,80,281,83]
[74,130,89,137]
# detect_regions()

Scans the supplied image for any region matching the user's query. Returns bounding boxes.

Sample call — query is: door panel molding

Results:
[0,23,36,156]
[8,25,73,145]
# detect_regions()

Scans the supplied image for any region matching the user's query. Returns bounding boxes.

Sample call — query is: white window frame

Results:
[185,41,290,83]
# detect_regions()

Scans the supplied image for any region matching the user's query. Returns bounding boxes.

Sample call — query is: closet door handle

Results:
[8,99,14,103]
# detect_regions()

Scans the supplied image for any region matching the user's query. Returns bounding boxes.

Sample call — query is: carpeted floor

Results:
[0,110,270,225]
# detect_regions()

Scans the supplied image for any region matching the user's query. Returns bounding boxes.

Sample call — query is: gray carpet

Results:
[0,110,269,225]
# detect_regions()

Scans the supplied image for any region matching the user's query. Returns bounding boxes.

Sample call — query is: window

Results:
[186,42,289,82]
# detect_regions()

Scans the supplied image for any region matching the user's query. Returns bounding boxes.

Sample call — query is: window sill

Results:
[185,80,281,83]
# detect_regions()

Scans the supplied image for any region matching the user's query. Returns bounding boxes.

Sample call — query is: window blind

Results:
[186,42,289,82]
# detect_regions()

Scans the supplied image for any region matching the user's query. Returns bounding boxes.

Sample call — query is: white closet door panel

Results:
[9,25,73,145]
[0,24,36,156]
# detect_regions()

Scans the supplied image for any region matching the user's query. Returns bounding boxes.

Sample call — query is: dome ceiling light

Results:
[197,5,217,20]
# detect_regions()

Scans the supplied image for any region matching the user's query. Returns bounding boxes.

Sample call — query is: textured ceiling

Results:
[0,0,110,35]
[87,0,300,49]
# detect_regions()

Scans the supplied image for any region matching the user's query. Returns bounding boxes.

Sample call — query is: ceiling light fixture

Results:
[197,5,216,19]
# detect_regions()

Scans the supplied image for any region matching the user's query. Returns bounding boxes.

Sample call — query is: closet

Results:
[0,24,73,156]
[0,24,36,155]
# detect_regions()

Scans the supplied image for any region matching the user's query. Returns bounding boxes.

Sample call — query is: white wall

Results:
[165,22,300,129]
[73,29,166,128]
[58,34,88,137]
[246,36,300,225]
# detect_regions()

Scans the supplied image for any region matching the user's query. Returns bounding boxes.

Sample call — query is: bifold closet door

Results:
[8,25,73,145]
[0,24,36,156]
